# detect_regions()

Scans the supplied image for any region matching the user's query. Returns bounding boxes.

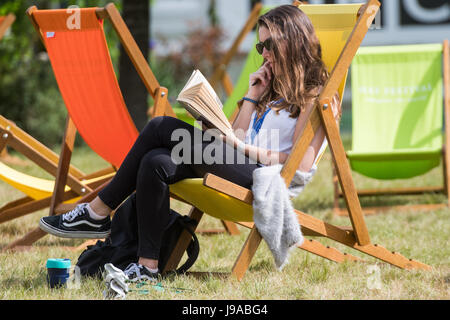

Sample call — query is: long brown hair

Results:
[256,5,329,118]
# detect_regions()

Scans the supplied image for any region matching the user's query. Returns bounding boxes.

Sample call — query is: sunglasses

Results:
[255,38,273,55]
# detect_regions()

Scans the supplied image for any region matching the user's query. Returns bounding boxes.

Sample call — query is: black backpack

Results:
[76,192,199,278]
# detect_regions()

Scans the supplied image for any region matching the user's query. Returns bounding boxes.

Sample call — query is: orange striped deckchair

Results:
[5,4,176,250]
[0,12,117,244]
[1,14,98,233]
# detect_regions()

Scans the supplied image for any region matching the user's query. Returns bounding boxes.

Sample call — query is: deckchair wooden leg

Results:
[313,0,381,245]
[0,196,35,213]
[295,209,431,270]
[352,243,431,270]
[299,238,362,263]
[221,220,240,235]
[335,203,446,217]
[332,162,341,214]
[2,227,46,252]
[231,226,262,281]
[196,219,240,235]
[49,117,78,216]
[4,116,86,251]
[442,149,449,207]
[236,221,361,263]
[318,105,370,246]
[0,197,50,224]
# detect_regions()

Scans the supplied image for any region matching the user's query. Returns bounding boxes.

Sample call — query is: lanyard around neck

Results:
[250,99,284,143]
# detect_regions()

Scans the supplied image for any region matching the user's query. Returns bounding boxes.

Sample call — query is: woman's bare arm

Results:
[231,100,256,139]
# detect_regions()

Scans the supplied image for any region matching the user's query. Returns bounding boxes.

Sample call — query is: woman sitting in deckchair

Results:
[39,4,340,282]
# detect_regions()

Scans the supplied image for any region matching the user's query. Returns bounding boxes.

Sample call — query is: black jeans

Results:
[98,116,262,260]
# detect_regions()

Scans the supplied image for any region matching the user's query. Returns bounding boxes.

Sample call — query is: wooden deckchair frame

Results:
[0,115,115,227]
[162,0,431,281]
[333,39,450,216]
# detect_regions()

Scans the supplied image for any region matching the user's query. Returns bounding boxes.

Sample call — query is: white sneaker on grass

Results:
[123,263,159,282]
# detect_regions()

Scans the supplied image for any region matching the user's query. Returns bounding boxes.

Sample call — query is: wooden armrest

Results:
[203,173,253,204]
[203,173,357,239]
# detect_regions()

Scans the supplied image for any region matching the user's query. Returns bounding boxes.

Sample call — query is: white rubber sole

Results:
[39,218,110,239]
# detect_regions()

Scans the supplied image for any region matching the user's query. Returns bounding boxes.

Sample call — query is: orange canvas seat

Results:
[32,8,138,167]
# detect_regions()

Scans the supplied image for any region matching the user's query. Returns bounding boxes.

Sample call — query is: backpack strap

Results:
[173,216,200,274]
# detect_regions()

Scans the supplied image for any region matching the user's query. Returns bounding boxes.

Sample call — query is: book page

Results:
[177,70,232,135]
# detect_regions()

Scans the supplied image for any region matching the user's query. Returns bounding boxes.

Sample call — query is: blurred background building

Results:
[151,0,450,55]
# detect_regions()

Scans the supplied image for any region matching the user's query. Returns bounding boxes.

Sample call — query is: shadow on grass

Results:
[248,259,273,273]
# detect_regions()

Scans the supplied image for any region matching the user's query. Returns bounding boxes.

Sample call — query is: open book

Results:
[177,70,233,136]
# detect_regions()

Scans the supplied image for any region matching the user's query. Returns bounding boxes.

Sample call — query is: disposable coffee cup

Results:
[46,258,71,289]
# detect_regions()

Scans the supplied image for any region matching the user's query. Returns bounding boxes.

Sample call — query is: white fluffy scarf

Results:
[251,164,316,270]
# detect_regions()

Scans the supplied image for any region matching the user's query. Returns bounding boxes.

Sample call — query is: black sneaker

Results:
[39,203,111,239]
[123,263,159,282]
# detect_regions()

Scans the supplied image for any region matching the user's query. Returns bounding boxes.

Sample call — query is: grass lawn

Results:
[0,140,449,300]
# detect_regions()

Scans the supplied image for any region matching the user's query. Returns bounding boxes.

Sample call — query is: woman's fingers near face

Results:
[250,61,273,88]
[262,62,272,79]
[254,70,267,85]
[258,71,269,86]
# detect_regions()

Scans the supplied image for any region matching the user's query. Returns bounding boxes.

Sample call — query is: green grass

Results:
[0,142,449,300]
